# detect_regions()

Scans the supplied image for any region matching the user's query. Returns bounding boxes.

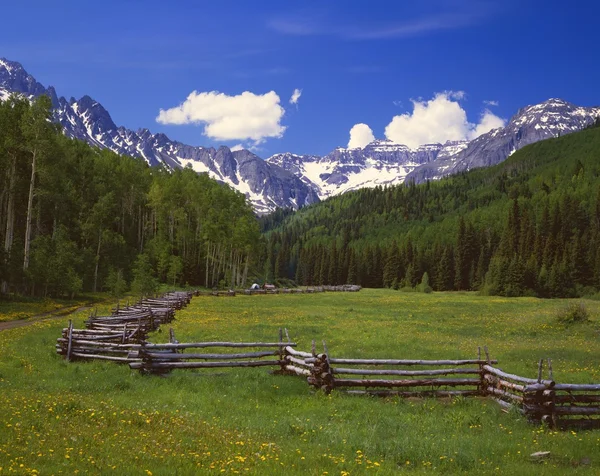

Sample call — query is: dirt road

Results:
[0,305,93,332]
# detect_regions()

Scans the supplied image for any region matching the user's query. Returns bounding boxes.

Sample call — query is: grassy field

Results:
[0,289,599,475]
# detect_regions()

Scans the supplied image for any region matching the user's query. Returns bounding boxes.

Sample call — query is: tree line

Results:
[261,126,600,298]
[0,95,260,297]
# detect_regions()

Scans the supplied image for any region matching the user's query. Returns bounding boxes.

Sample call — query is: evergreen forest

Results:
[0,95,259,297]
[260,124,600,298]
[3,92,600,299]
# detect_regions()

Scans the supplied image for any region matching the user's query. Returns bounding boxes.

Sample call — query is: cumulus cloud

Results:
[484,99,499,106]
[230,144,244,152]
[156,90,286,145]
[289,88,302,105]
[348,123,375,149]
[384,92,505,148]
[468,109,505,139]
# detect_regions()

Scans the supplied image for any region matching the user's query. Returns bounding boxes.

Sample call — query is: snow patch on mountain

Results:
[0,57,317,214]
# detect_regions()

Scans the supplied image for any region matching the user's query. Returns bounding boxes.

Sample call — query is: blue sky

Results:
[1,0,599,157]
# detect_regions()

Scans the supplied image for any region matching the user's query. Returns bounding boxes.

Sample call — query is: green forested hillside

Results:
[0,95,259,297]
[261,125,600,297]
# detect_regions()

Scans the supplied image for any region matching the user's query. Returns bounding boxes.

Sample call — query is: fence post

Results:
[278,328,286,373]
[545,358,557,429]
[320,341,334,394]
[478,346,487,397]
[66,319,73,361]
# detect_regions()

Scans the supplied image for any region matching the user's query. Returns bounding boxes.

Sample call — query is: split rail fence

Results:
[56,306,598,430]
[244,285,362,295]
[56,291,194,363]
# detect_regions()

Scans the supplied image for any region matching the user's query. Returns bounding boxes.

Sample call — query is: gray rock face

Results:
[267,140,468,199]
[406,99,600,183]
[0,58,317,214]
[270,99,600,194]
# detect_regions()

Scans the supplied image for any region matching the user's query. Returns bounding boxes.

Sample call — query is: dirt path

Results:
[0,305,95,332]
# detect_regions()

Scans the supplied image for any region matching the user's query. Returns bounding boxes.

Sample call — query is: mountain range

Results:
[1,57,599,213]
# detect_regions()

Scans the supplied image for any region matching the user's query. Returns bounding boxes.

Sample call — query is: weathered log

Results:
[483,365,554,387]
[306,358,497,366]
[555,419,600,430]
[483,374,526,392]
[71,352,140,362]
[285,355,314,368]
[56,338,142,349]
[552,395,600,404]
[342,390,481,398]
[285,365,311,376]
[332,367,481,377]
[523,383,552,393]
[143,342,297,350]
[285,346,312,358]
[59,346,136,356]
[333,378,480,388]
[130,359,281,370]
[552,406,600,416]
[553,383,600,391]
[141,350,279,360]
[491,397,526,414]
[486,386,524,403]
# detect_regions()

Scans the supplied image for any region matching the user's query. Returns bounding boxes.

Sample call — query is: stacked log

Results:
[482,364,555,422]
[307,353,334,393]
[57,291,195,364]
[56,320,143,363]
[282,346,313,377]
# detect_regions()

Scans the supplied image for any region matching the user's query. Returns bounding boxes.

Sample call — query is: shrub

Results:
[556,302,590,325]
[417,272,433,293]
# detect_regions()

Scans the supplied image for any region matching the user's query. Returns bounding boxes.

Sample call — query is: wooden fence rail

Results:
[305,343,497,397]
[129,328,297,375]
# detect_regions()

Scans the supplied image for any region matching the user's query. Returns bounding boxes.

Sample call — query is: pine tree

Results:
[347,250,357,285]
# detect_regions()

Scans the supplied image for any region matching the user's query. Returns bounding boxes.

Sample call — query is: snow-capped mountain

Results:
[2,57,599,214]
[269,99,600,197]
[268,140,468,199]
[0,58,318,214]
[405,98,600,183]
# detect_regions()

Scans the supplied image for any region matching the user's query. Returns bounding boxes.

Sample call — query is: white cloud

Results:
[230,144,244,152]
[469,109,505,139]
[348,123,375,149]
[384,92,505,148]
[156,90,286,145]
[289,88,302,105]
[484,99,499,106]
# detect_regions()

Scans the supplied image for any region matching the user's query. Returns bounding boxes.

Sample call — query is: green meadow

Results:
[1,289,599,475]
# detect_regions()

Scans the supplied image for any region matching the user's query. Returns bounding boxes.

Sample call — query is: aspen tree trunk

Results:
[23,149,37,271]
[1,155,16,293]
[93,229,102,292]
[242,253,249,288]
[138,205,142,251]
[4,154,16,255]
[205,242,210,287]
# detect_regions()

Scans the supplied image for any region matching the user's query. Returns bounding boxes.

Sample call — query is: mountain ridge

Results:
[2,57,599,214]
[0,57,318,214]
